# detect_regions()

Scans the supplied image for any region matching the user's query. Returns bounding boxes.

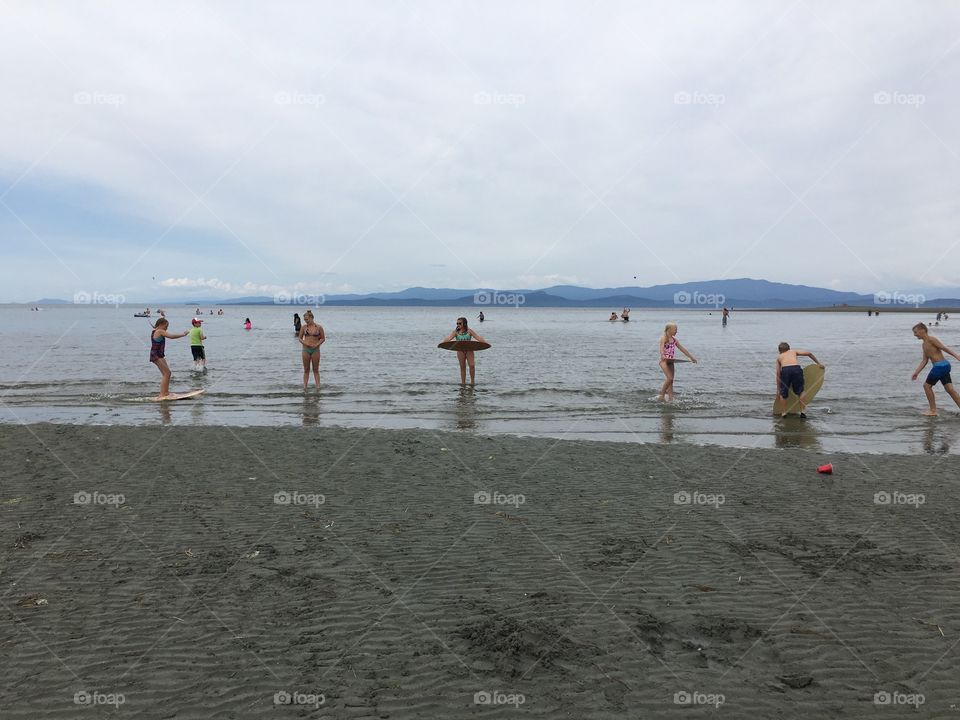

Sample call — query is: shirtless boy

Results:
[911,322,960,416]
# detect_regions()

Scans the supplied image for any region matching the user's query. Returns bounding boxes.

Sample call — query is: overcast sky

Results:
[2,1,959,301]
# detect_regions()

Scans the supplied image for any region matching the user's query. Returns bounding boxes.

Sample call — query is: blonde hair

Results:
[152,318,169,329]
[664,322,677,333]
[303,310,315,323]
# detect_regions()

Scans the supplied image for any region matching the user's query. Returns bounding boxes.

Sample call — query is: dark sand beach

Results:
[1,424,957,718]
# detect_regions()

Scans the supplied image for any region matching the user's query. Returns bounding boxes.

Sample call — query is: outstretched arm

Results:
[797,350,824,368]
[675,341,697,363]
[931,336,960,361]
[160,329,188,339]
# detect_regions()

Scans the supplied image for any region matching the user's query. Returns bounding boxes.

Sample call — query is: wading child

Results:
[775,342,824,418]
[911,322,960,416]
[441,317,487,385]
[189,318,206,371]
[658,322,697,401]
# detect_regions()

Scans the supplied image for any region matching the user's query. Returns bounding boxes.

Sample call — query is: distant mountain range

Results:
[30,278,960,309]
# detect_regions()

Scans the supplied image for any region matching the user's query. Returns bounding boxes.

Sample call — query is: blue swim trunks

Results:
[779,365,805,398]
[925,360,952,386]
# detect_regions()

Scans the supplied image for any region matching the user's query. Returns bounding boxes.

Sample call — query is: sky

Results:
[2,0,959,302]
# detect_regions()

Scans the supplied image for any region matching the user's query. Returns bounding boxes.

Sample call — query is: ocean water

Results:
[1,304,958,455]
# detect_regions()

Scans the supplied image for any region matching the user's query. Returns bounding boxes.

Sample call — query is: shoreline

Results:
[2,423,956,717]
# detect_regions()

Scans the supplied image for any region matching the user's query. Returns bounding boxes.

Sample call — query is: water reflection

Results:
[302,394,320,426]
[157,402,171,424]
[773,416,822,450]
[659,411,676,443]
[921,417,952,454]
[454,386,478,429]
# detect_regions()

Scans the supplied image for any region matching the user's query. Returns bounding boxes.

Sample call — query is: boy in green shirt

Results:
[189,318,206,371]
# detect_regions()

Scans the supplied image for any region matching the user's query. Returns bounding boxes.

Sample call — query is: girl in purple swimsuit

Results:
[150,318,188,399]
[658,322,697,402]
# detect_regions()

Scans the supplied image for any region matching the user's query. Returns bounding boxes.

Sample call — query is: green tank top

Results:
[189,326,204,345]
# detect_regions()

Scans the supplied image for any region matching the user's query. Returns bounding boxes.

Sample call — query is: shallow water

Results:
[2,304,958,455]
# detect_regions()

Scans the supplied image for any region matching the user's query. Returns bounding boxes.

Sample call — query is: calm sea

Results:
[1,304,957,455]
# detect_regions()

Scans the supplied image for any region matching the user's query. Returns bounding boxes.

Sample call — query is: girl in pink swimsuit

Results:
[658,322,697,401]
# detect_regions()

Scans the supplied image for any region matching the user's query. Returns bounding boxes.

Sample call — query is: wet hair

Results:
[303,310,315,323]
[457,316,468,331]
[913,322,928,332]
[778,342,790,352]
[152,318,169,330]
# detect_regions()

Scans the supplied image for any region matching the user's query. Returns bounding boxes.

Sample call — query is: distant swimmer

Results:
[298,310,325,390]
[293,312,302,335]
[149,318,189,399]
[775,342,824,418]
[609,312,619,321]
[722,307,729,326]
[658,322,697,402]
[477,311,485,322]
[442,316,487,385]
[621,307,631,322]
[911,322,960,416]
[244,318,252,330]
[189,318,206,371]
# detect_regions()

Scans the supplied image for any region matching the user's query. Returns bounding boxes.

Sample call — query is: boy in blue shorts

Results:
[911,322,960,416]
[776,342,824,418]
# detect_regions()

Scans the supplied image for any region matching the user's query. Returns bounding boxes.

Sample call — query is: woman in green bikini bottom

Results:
[298,310,325,390]
[441,316,487,385]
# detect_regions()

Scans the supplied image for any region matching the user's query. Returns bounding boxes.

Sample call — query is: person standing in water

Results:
[442,317,487,385]
[609,311,619,321]
[293,313,302,336]
[911,322,960,416]
[298,310,325,390]
[722,307,729,326]
[775,342,824,418]
[149,318,189,399]
[244,318,252,330]
[658,322,697,401]
[477,311,485,322]
[621,307,631,322]
[188,318,206,371]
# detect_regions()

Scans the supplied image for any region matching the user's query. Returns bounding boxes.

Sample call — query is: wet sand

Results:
[1,424,957,718]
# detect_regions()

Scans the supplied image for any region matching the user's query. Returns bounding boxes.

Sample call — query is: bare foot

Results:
[922,410,938,416]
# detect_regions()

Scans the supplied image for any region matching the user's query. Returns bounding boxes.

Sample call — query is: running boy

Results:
[911,322,960,416]
[189,318,206,371]
[775,342,824,418]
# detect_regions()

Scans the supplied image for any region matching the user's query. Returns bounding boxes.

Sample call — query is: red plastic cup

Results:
[817,463,833,474]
